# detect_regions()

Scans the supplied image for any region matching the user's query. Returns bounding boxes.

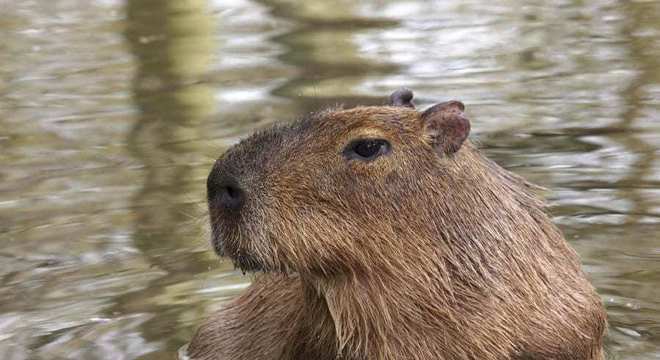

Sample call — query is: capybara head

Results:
[206,89,480,278]
[197,89,606,360]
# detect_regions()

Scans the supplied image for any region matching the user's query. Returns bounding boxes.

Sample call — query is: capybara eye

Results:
[343,139,391,161]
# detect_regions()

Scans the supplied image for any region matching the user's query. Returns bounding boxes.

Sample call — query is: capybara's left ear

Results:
[388,88,415,108]
[421,100,470,155]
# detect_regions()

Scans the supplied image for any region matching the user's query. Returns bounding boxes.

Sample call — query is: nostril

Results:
[225,185,239,199]
[218,183,245,211]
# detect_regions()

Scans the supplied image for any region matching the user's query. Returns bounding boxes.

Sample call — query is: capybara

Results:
[189,89,607,359]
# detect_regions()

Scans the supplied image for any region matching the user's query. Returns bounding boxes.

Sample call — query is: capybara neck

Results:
[295,142,592,359]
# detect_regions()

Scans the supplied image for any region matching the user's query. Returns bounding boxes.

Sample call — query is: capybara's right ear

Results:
[421,100,470,155]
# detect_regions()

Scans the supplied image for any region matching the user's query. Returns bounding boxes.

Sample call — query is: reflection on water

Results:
[0,0,658,358]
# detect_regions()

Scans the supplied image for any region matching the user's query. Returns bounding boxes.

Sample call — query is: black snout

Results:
[208,169,246,212]
[217,180,245,211]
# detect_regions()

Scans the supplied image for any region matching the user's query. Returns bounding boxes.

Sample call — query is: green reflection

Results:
[603,3,660,357]
[114,0,217,356]
[617,1,659,225]
[260,0,397,111]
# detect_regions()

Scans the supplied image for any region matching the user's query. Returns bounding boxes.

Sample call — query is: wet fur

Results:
[191,105,606,359]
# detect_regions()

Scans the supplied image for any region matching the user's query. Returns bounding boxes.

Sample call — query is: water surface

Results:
[0,0,659,358]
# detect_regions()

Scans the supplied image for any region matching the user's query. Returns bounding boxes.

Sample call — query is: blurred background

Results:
[0,0,659,359]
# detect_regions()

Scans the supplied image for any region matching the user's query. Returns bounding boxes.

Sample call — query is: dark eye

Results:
[343,139,391,161]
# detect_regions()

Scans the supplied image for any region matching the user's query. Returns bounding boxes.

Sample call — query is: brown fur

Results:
[190,94,607,360]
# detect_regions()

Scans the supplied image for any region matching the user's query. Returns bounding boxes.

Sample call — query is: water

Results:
[0,0,658,358]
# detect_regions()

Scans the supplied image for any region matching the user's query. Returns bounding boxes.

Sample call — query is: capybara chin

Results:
[190,89,607,360]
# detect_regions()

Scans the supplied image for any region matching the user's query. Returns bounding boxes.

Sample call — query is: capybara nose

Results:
[217,180,245,211]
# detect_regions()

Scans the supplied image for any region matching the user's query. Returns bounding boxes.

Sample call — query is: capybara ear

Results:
[388,88,415,108]
[421,100,470,155]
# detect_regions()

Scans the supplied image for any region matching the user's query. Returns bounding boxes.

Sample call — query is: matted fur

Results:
[191,102,606,360]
